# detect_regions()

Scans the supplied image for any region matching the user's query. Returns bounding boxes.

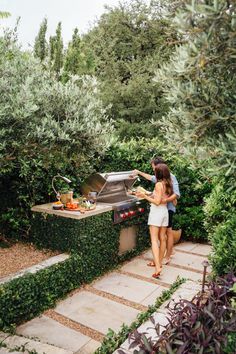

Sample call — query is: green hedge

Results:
[204,177,236,275]
[100,139,212,241]
[209,214,236,276]
[0,255,83,330]
[0,210,150,330]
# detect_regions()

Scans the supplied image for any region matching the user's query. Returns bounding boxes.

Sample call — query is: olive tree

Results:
[0,36,113,237]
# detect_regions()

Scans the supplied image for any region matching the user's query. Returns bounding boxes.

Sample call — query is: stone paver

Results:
[141,285,168,306]
[191,244,212,256]
[93,272,161,303]
[167,252,207,271]
[160,264,202,284]
[74,339,101,354]
[120,258,162,280]
[121,258,202,284]
[143,249,207,271]
[0,333,72,354]
[55,291,140,334]
[7,241,211,354]
[17,315,90,352]
[174,241,199,252]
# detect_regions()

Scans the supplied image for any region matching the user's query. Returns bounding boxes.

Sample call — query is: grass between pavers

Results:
[95,277,186,354]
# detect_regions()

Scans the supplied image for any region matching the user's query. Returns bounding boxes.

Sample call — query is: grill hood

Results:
[81,171,138,204]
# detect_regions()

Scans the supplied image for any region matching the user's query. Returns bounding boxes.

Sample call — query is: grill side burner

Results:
[81,171,147,223]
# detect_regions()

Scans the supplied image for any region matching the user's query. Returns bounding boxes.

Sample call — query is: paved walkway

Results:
[0,241,211,354]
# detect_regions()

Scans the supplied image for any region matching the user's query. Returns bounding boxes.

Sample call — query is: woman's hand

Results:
[135,191,146,199]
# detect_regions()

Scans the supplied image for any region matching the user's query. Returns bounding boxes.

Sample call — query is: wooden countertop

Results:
[31,202,113,221]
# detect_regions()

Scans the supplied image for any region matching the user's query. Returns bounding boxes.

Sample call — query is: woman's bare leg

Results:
[159,227,167,264]
[149,225,162,274]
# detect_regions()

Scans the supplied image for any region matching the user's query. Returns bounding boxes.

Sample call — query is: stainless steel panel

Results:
[81,171,137,198]
[80,173,106,196]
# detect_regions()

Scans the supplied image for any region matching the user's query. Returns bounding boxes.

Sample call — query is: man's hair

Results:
[151,156,166,166]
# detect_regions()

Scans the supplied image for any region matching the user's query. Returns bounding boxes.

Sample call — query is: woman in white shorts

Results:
[136,163,173,279]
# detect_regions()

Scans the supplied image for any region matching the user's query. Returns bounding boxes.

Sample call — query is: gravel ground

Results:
[0,242,59,278]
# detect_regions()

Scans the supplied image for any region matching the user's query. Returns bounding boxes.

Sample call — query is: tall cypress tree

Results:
[49,22,64,77]
[34,18,48,61]
[62,28,95,80]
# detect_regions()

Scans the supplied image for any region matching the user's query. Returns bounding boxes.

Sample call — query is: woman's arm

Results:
[162,193,177,203]
[136,182,162,206]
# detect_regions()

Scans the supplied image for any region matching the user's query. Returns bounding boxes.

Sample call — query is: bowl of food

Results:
[79,200,96,211]
[52,201,64,210]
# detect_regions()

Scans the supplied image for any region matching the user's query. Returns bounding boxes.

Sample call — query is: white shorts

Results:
[148,204,169,227]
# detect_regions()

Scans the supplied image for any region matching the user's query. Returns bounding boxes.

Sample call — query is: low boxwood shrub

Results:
[126,273,236,354]
[0,255,83,330]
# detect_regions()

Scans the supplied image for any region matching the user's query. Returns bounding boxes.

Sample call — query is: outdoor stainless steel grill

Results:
[81,171,146,223]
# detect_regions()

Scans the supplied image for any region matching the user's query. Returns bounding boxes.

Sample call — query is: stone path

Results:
[0,241,212,354]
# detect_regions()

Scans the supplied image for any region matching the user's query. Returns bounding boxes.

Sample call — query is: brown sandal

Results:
[152,271,161,279]
[147,261,155,267]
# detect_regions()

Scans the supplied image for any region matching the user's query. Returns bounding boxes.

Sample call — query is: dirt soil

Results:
[0,241,59,278]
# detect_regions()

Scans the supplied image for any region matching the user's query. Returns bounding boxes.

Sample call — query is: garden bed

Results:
[0,240,59,279]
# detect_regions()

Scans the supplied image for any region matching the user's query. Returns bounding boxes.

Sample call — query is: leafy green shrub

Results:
[0,36,113,238]
[224,332,236,354]
[209,214,236,276]
[100,139,212,241]
[154,0,236,187]
[204,177,236,275]
[0,255,83,330]
[204,177,236,233]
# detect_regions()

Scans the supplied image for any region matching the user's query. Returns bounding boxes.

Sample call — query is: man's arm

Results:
[172,174,180,198]
[132,169,152,181]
